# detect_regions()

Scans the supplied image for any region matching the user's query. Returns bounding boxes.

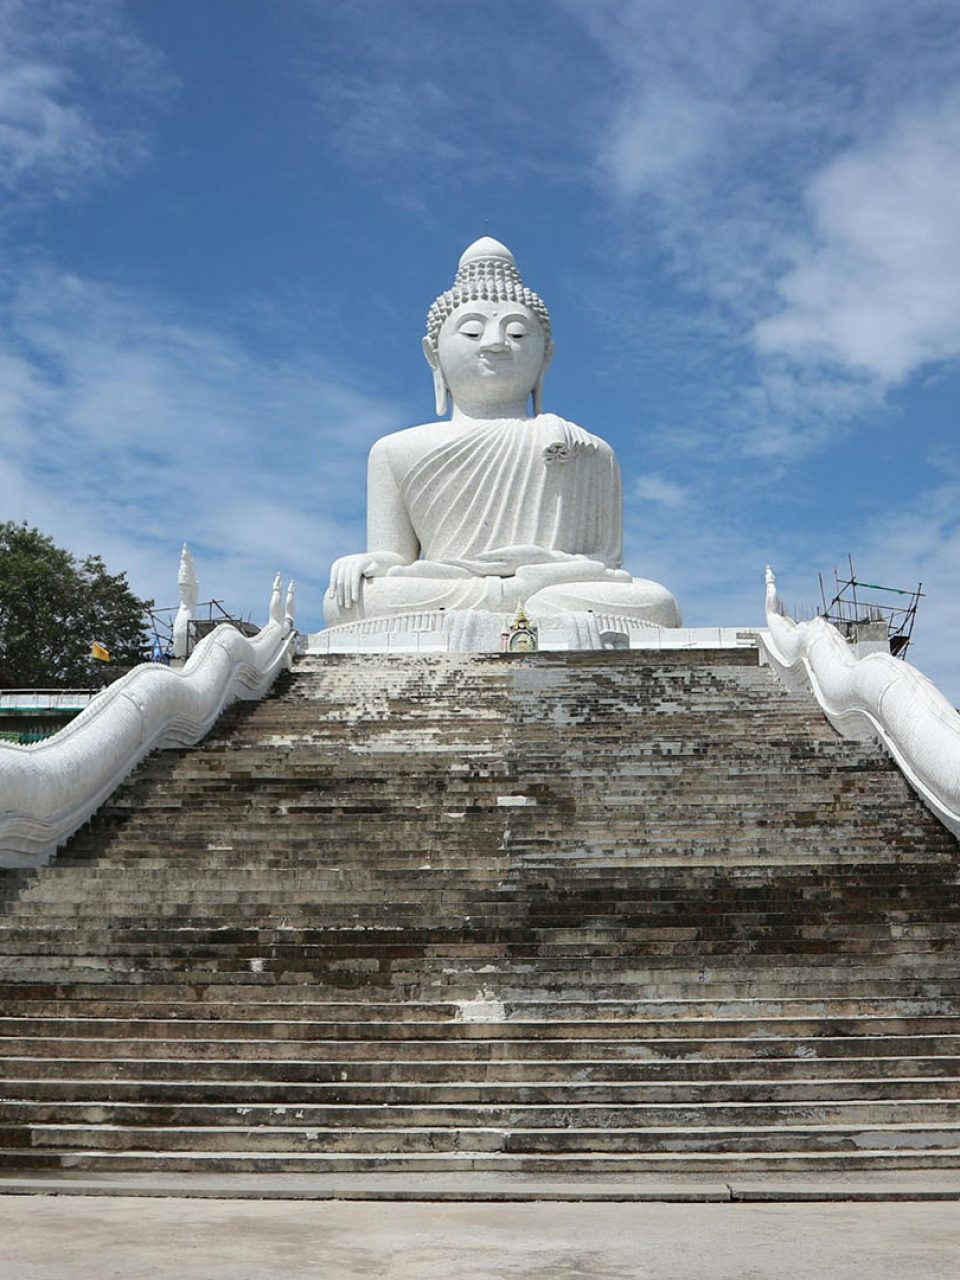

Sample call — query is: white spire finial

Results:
[269,573,283,625]
[765,565,783,617]
[173,543,198,660]
[178,543,198,594]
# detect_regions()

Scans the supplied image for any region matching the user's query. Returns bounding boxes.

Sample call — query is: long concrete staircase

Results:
[1,648,959,1176]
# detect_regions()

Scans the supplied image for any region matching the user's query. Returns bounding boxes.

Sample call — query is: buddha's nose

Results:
[479,323,508,353]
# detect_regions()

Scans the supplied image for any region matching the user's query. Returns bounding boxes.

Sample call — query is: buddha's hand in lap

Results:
[385,560,474,579]
[468,546,595,577]
[514,557,630,591]
[328,552,408,608]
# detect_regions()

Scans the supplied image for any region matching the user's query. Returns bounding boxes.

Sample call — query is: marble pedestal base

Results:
[304,610,760,655]
[308,609,612,655]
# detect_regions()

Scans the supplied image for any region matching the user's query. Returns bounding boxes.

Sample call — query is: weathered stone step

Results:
[58,845,939,868]
[14,882,960,906]
[3,934,958,963]
[168,750,877,766]
[101,795,917,817]
[4,1075,959,1105]
[7,905,952,930]
[5,966,958,1003]
[6,1032,960,1063]
[43,853,953,876]
[44,857,956,881]
[4,990,957,1019]
[6,963,960,1001]
[119,779,902,803]
[14,865,960,888]
[20,867,959,887]
[6,1119,960,1155]
[115,773,915,790]
[6,1146,960,1173]
[5,921,958,952]
[4,1098,960,1129]
[5,1013,958,1040]
[3,1054,958,1083]
[81,808,935,830]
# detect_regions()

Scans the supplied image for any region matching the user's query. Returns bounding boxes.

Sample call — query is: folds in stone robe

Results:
[325,413,681,625]
[393,414,623,576]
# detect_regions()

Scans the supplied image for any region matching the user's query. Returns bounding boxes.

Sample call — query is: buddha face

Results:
[428,299,551,412]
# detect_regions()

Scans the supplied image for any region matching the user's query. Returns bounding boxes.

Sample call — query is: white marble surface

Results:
[306,610,758,655]
[323,238,680,639]
[172,542,198,660]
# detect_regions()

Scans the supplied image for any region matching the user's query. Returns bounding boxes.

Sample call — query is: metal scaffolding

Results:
[147,600,259,664]
[818,556,923,659]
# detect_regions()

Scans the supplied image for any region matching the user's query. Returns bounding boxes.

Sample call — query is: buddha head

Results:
[423,238,554,418]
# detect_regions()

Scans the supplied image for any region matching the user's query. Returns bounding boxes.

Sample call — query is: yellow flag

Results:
[90,642,111,662]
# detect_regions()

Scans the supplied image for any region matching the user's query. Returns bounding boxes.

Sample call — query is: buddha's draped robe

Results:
[328,413,681,624]
[395,414,622,578]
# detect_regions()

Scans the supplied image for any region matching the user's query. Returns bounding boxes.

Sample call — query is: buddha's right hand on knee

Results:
[328,553,407,609]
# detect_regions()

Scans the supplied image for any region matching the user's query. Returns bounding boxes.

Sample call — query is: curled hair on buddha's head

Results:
[425,237,552,352]
[424,237,553,416]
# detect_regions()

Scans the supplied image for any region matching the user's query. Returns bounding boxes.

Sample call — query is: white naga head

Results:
[423,238,554,417]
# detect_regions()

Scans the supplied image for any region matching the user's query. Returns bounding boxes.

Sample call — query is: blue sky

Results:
[1,0,959,694]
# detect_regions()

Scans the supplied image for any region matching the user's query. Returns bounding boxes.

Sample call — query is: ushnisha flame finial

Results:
[425,237,551,350]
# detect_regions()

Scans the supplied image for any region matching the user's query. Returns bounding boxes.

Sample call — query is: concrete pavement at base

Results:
[1,1195,959,1279]
[2,1170,960,1201]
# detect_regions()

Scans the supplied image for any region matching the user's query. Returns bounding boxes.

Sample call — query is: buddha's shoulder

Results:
[369,416,615,460]
[538,414,614,454]
[369,421,457,458]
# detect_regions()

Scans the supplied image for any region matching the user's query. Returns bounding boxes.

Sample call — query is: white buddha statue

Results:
[324,237,681,629]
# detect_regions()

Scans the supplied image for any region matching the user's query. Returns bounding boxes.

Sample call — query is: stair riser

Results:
[4,1151,960,1174]
[3,1056,957,1082]
[3,1078,958,1104]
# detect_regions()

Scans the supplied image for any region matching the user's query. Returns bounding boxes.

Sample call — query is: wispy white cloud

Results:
[632,473,688,508]
[300,1,598,201]
[0,264,402,630]
[603,84,731,196]
[623,478,796,635]
[314,75,466,168]
[755,98,960,383]
[563,0,960,458]
[0,60,102,184]
[0,0,171,199]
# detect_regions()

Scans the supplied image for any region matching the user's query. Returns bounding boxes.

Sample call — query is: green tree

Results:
[0,523,151,688]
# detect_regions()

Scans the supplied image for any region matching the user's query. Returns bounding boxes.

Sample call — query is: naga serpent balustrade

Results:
[0,575,297,868]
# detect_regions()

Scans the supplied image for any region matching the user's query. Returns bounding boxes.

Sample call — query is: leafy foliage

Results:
[0,523,151,688]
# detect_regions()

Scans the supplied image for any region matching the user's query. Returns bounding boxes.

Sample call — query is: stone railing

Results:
[0,576,297,868]
[759,566,960,839]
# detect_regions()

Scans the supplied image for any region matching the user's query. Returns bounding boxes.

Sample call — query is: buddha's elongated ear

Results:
[532,339,555,416]
[422,336,449,417]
